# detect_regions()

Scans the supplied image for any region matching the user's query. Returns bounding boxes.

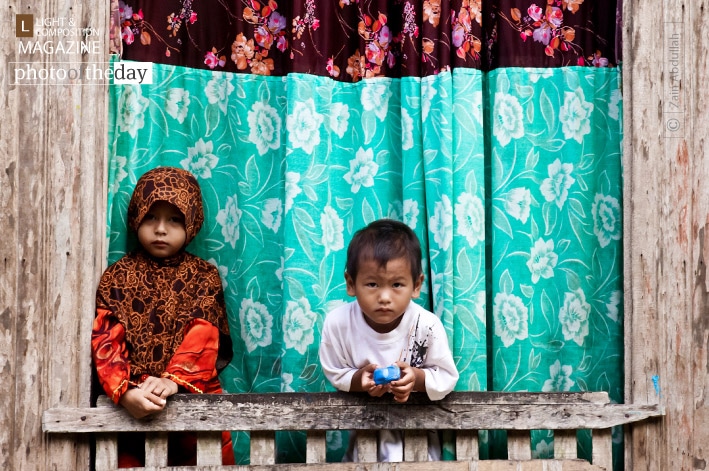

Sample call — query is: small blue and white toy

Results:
[373,365,401,385]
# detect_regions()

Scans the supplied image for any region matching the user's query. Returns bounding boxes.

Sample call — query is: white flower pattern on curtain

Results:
[107,0,623,465]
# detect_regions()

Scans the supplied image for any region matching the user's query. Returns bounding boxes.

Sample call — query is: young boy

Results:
[91,166,234,466]
[319,219,459,462]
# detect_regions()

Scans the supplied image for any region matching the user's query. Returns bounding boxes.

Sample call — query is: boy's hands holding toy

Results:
[352,362,425,402]
[389,361,425,403]
[352,364,390,397]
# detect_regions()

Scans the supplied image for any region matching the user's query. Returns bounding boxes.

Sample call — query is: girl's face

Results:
[137,201,187,258]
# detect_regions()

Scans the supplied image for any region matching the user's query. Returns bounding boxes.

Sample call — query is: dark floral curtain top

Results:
[114,0,621,80]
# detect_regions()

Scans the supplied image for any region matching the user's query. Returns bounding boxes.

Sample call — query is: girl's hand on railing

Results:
[119,388,166,419]
[139,375,178,399]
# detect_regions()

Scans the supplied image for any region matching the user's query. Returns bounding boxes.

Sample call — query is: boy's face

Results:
[345,257,424,333]
[137,201,187,258]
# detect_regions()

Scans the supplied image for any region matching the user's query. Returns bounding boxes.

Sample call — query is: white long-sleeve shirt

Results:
[319,300,459,400]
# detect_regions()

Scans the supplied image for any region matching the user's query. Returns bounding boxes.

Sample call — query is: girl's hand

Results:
[139,375,178,399]
[119,388,166,419]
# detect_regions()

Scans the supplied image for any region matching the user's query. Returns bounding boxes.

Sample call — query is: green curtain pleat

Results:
[107,59,622,464]
[486,66,623,464]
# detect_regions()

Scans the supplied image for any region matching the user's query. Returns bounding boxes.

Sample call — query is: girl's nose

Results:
[155,220,167,234]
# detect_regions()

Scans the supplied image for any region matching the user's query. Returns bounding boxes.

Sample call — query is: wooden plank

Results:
[10,6,49,459]
[507,430,531,460]
[355,431,377,462]
[0,0,21,449]
[0,62,18,468]
[404,430,428,462]
[514,462,543,471]
[692,0,709,464]
[159,391,610,406]
[553,430,577,460]
[42,394,662,433]
[455,430,479,460]
[1,1,109,471]
[95,433,118,471]
[11,12,53,464]
[591,428,612,471]
[196,432,223,465]
[250,431,275,465]
[145,432,168,467]
[623,1,707,471]
[118,461,606,471]
[306,430,327,464]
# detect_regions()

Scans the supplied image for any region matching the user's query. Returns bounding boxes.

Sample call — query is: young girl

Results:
[91,166,234,466]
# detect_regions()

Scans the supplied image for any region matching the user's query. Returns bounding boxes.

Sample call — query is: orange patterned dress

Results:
[91,167,234,466]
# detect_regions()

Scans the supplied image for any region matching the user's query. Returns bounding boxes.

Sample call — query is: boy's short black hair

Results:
[346,219,423,282]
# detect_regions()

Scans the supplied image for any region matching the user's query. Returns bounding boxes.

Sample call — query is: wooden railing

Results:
[42,391,663,471]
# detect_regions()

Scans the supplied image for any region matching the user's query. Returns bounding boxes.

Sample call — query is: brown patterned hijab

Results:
[97,167,232,378]
[127,166,204,246]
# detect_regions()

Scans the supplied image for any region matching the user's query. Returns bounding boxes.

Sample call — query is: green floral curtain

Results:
[107,0,623,466]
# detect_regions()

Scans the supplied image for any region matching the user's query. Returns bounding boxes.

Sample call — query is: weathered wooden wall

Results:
[0,0,707,469]
[624,0,709,470]
[0,0,109,469]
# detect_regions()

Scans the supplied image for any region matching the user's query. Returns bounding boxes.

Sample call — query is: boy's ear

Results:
[411,274,424,299]
[345,272,356,297]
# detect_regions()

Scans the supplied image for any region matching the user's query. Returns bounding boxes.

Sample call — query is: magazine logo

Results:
[113,62,153,85]
[11,61,154,86]
[16,14,33,37]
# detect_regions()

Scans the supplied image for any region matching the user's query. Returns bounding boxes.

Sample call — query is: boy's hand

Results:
[389,362,424,403]
[139,375,178,399]
[352,364,390,397]
[119,388,167,419]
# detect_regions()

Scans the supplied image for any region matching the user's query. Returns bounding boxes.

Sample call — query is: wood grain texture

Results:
[624,0,709,470]
[455,430,479,461]
[552,431,576,460]
[305,431,327,464]
[590,429,612,471]
[43,393,663,433]
[115,460,607,471]
[506,431,531,460]
[2,0,109,468]
[250,431,276,465]
[196,432,223,466]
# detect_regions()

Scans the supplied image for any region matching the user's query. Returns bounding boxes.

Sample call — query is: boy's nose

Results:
[378,289,392,303]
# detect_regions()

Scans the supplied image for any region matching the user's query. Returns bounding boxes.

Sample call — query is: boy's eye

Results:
[365,282,377,288]
[392,283,403,288]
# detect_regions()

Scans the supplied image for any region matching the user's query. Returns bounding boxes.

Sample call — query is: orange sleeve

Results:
[91,307,132,404]
[162,318,220,394]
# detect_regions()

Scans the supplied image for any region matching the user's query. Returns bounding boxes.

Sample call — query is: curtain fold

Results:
[107,0,622,465]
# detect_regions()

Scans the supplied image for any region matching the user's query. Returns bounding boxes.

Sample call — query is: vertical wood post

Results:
[1,1,109,469]
[625,0,709,470]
